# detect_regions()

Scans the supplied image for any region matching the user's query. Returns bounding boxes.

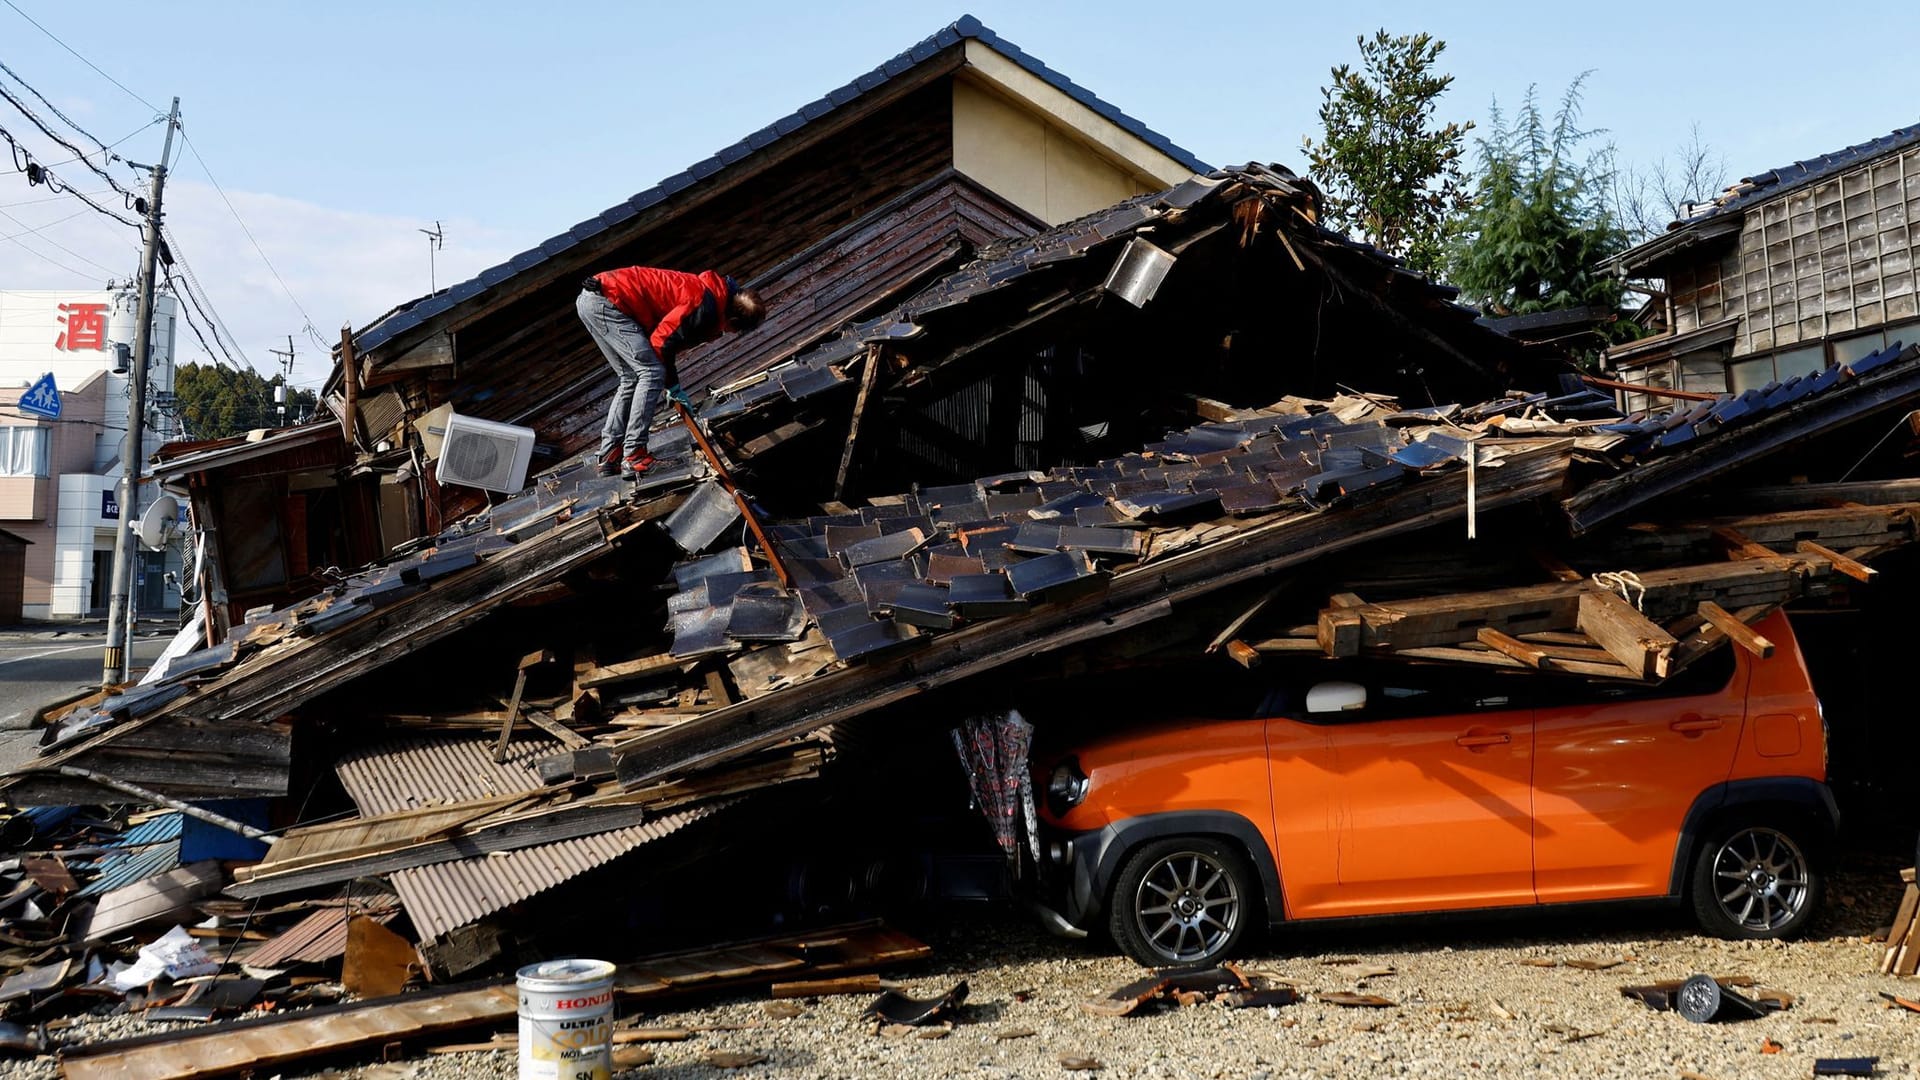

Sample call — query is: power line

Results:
[163,265,246,372]
[38,117,162,170]
[0,203,121,274]
[175,128,328,354]
[0,0,164,117]
[0,187,109,209]
[0,119,143,227]
[161,224,258,372]
[0,56,143,171]
[0,227,94,278]
[0,79,140,202]
[0,204,87,240]
[165,273,231,370]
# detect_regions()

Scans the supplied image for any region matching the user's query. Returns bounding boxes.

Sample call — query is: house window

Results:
[1679,354,1730,395]
[1728,356,1774,395]
[0,425,51,477]
[1831,331,1887,366]
[1775,344,1825,382]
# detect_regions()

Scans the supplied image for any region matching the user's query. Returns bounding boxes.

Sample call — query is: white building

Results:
[0,288,185,621]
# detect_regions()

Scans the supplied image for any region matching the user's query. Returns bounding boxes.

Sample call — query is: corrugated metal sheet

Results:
[77,840,181,897]
[247,903,400,968]
[335,735,562,816]
[391,803,728,942]
[351,15,1207,358]
[113,812,183,848]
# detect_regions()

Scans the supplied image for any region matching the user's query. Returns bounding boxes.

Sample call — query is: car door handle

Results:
[1454,732,1511,749]
[1670,716,1725,735]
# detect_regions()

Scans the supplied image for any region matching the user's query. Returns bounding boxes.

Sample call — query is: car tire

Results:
[1108,836,1256,967]
[1688,820,1823,940]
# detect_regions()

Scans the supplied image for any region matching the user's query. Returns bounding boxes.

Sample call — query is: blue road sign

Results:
[17,372,61,420]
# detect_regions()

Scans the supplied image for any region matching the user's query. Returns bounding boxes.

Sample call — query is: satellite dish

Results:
[137,494,180,551]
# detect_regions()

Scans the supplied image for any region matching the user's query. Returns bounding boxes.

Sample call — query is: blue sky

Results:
[2,0,1915,388]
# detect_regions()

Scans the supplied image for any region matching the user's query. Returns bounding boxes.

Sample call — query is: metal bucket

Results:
[516,958,616,1080]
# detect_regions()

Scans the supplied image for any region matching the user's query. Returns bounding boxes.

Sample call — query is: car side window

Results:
[1272,661,1531,725]
[1525,646,1739,708]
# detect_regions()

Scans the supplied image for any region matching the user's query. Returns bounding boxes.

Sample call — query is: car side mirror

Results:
[1306,681,1367,714]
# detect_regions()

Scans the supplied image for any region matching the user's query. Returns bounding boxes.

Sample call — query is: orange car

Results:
[1034,611,1833,967]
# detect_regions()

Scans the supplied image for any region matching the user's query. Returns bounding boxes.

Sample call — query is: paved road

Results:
[0,631,172,774]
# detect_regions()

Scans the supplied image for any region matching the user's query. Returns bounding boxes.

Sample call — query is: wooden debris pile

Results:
[1883,867,1920,977]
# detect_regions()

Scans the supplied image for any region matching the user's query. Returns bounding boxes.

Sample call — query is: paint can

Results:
[516,958,616,1080]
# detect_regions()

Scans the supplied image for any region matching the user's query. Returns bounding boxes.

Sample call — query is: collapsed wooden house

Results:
[6,149,1920,976]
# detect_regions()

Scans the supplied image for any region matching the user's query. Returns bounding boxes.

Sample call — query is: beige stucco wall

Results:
[950,49,1190,225]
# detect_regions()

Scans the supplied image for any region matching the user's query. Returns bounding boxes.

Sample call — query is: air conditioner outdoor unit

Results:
[434,412,536,493]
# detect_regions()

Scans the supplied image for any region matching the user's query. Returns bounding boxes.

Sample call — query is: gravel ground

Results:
[11,859,1916,1080]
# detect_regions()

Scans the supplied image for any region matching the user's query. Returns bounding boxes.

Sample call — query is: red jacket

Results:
[592,267,738,375]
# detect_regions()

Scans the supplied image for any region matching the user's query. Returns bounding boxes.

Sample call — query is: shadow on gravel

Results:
[891,848,1910,972]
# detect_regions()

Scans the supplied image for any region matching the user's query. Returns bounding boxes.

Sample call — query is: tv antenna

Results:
[420,220,445,293]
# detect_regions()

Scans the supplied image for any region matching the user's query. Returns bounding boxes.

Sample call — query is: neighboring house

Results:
[0,290,184,620]
[180,16,1207,635]
[1606,124,1920,414]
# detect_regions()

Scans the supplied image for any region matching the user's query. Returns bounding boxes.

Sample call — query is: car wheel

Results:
[1689,822,1822,939]
[1108,837,1254,967]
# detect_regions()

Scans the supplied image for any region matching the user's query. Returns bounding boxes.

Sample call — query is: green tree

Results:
[1303,30,1474,276]
[172,362,316,440]
[1447,77,1631,335]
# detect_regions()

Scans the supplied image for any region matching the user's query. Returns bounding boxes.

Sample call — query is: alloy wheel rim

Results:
[1711,827,1809,933]
[1133,851,1240,962]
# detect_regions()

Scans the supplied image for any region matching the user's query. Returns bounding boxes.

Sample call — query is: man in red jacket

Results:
[577,266,765,476]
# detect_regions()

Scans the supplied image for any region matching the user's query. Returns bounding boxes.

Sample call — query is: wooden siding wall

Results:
[1669,146,1920,356]
[690,173,1040,394]
[427,85,959,463]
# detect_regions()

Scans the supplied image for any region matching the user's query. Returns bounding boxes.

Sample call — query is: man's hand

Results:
[667,385,692,408]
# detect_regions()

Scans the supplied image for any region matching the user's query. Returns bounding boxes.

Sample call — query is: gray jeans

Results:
[577,289,664,460]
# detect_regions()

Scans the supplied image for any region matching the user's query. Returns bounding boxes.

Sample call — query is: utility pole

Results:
[268,334,294,425]
[420,220,444,293]
[103,97,179,687]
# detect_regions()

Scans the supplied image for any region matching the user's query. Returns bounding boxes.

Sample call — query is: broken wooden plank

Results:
[770,974,893,999]
[1223,640,1262,668]
[520,709,590,750]
[834,347,885,501]
[1248,636,1323,653]
[1321,555,1825,661]
[1476,628,1549,668]
[1697,601,1775,658]
[1796,539,1876,582]
[1578,590,1679,680]
[1395,645,1640,680]
[1205,584,1285,654]
[577,652,684,690]
[1665,604,1778,676]
[1712,526,1788,563]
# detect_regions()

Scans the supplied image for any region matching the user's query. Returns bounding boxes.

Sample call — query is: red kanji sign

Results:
[55,302,108,351]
